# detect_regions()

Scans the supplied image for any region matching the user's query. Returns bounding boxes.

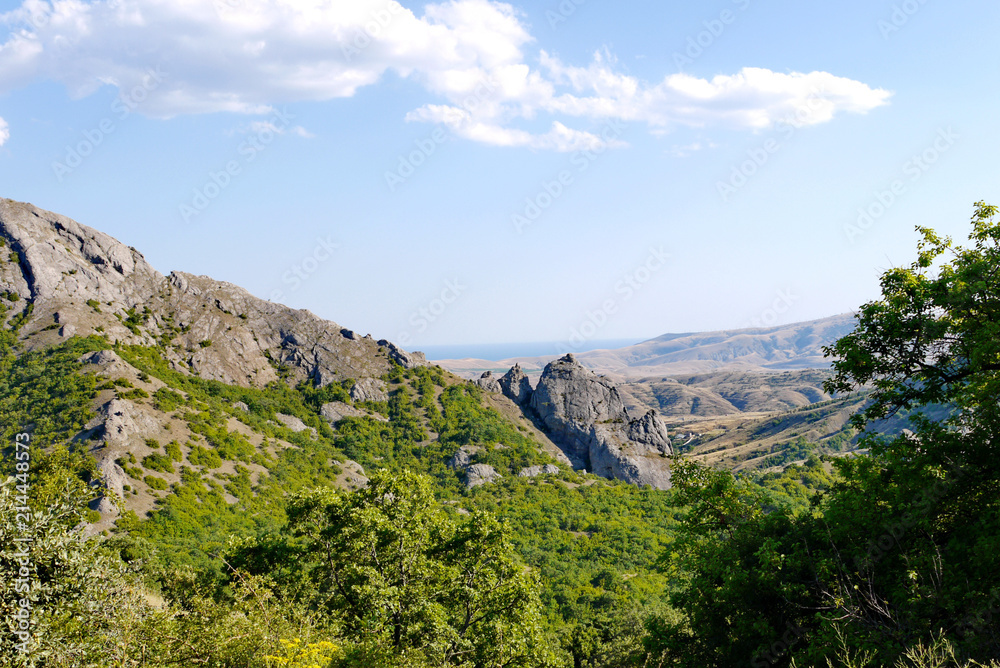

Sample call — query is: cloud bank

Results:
[0,0,892,151]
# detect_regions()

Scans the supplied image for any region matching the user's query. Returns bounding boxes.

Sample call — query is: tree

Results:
[278,470,556,667]
[815,202,1000,661]
[648,203,1000,666]
[825,201,1000,423]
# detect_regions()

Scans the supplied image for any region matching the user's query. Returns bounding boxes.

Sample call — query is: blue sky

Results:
[0,0,997,350]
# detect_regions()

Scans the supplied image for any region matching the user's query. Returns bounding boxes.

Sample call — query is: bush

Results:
[188,445,222,469]
[142,453,174,474]
[144,475,169,490]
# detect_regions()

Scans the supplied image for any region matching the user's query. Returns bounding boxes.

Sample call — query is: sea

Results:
[417,338,646,362]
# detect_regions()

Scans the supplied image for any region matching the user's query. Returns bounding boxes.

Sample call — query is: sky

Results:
[0,0,997,352]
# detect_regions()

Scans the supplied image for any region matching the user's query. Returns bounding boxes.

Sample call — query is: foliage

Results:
[233,470,556,667]
[0,336,107,447]
[649,203,1000,666]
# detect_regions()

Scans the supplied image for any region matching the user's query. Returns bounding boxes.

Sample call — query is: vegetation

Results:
[646,203,1000,666]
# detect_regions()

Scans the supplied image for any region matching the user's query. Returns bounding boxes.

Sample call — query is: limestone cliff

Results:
[496,354,673,489]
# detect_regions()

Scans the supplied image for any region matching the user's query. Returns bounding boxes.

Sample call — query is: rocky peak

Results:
[499,363,533,405]
[529,354,628,430]
[516,353,673,489]
[0,199,164,306]
[0,198,424,389]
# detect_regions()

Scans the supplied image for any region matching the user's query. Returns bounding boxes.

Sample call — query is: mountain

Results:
[434,313,857,380]
[0,198,426,387]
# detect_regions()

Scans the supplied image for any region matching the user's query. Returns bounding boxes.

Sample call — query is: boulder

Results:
[466,463,502,488]
[518,464,561,478]
[447,446,477,470]
[476,371,502,393]
[275,413,316,437]
[320,401,388,423]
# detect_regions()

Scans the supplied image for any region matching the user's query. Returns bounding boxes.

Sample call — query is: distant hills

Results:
[435,313,857,380]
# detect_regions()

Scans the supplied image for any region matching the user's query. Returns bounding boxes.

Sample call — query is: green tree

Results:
[648,203,1000,666]
[280,470,556,667]
[813,202,1000,661]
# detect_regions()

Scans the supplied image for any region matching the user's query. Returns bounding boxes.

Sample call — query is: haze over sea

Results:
[418,339,646,362]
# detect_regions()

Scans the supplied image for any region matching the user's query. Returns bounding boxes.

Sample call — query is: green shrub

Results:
[165,440,183,462]
[144,475,169,490]
[188,445,223,469]
[154,388,185,412]
[119,387,150,400]
[142,453,174,474]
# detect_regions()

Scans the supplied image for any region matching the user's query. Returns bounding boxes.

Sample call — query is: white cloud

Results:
[0,0,892,150]
[0,117,8,146]
[667,140,718,158]
[240,120,314,139]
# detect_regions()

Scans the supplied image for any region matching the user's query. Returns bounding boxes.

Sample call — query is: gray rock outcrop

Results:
[275,413,314,436]
[518,464,561,478]
[0,198,426,389]
[476,371,502,393]
[350,378,389,403]
[320,401,388,424]
[465,463,502,488]
[526,354,673,489]
[447,446,478,470]
[499,363,533,405]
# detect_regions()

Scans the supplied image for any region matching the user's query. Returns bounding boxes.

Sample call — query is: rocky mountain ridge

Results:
[0,199,425,390]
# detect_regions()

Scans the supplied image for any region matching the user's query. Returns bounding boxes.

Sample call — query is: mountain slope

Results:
[0,198,425,389]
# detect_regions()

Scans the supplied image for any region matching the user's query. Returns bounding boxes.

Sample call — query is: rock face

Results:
[518,464,560,478]
[320,401,389,424]
[521,354,673,489]
[475,371,502,393]
[275,413,315,436]
[465,463,502,488]
[0,198,426,389]
[499,364,533,405]
[447,446,478,470]
[350,378,389,403]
